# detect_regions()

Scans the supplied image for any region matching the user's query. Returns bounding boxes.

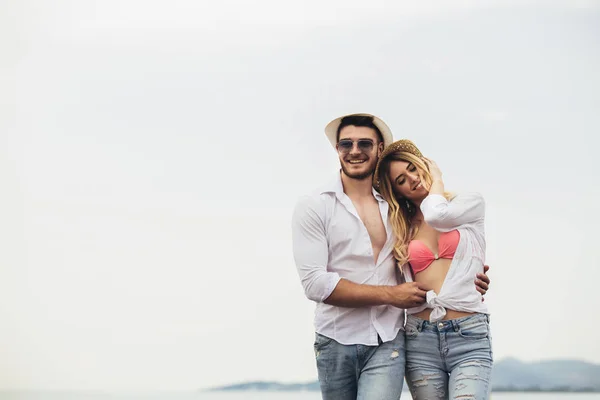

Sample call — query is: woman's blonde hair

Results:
[376,151,452,266]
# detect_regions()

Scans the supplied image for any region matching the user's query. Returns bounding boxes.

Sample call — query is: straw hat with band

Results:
[373,139,424,190]
[324,113,394,149]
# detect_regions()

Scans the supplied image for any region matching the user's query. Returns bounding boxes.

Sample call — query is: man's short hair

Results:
[336,115,384,144]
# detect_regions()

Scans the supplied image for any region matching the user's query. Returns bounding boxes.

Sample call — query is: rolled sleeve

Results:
[292,195,341,302]
[421,193,485,231]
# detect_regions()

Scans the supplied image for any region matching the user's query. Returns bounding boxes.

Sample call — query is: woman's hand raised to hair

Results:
[423,157,443,182]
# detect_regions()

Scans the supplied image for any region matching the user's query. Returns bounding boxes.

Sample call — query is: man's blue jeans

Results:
[405,313,493,400]
[313,330,406,400]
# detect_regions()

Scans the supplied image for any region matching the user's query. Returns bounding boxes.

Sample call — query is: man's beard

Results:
[340,159,377,181]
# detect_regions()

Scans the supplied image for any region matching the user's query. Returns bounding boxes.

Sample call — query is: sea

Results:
[1,392,598,400]
[198,393,597,400]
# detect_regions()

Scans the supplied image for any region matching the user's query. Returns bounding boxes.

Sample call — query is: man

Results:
[291,113,489,400]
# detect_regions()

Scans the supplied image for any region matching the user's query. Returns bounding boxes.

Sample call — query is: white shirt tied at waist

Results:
[402,192,489,322]
[425,290,447,322]
[291,173,405,346]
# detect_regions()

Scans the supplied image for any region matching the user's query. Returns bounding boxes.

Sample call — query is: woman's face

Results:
[388,159,428,203]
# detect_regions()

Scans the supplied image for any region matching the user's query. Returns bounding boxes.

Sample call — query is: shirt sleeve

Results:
[291,195,341,303]
[420,192,485,231]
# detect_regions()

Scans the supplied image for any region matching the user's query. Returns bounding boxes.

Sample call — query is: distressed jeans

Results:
[405,314,493,400]
[314,329,406,400]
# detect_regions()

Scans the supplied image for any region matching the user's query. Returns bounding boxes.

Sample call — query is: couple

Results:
[291,113,493,400]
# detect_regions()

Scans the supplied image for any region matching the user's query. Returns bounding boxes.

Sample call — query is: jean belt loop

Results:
[419,320,424,332]
[451,319,458,332]
[486,314,490,323]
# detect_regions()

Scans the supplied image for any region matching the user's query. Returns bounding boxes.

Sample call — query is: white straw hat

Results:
[324,113,393,149]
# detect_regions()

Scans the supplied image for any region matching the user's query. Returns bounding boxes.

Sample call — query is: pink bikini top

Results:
[408,230,460,274]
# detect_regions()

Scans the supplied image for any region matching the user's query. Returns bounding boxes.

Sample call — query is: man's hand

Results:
[324,279,427,309]
[387,282,427,309]
[475,265,490,299]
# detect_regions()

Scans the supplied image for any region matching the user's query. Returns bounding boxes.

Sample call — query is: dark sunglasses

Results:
[336,139,376,153]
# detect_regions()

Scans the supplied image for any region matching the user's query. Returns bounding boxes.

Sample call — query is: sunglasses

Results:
[336,139,376,153]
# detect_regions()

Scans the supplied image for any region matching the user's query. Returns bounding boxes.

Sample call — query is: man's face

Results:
[337,125,383,181]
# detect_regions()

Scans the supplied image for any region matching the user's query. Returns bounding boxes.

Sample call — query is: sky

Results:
[1,0,600,393]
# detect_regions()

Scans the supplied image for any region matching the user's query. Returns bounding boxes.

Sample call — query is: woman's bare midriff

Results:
[412,258,475,321]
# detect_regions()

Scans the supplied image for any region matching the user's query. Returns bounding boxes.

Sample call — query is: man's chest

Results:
[328,200,388,251]
[354,202,387,247]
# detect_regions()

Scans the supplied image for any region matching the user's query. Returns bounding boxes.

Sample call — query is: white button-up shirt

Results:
[291,173,405,345]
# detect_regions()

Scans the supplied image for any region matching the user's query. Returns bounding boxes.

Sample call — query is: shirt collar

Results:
[320,171,386,203]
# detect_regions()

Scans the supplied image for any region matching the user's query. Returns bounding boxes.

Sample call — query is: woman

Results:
[374,139,493,400]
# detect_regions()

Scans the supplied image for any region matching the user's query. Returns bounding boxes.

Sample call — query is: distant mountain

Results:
[492,358,600,391]
[208,358,600,392]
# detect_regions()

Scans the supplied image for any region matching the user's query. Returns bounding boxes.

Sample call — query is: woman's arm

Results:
[421,192,485,231]
[420,158,485,231]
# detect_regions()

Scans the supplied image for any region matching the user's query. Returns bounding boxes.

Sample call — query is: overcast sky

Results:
[1,0,599,393]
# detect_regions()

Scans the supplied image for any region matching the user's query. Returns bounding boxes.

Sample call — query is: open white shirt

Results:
[402,193,489,322]
[292,173,405,346]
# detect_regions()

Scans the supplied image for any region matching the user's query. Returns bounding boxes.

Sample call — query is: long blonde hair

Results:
[376,151,452,266]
